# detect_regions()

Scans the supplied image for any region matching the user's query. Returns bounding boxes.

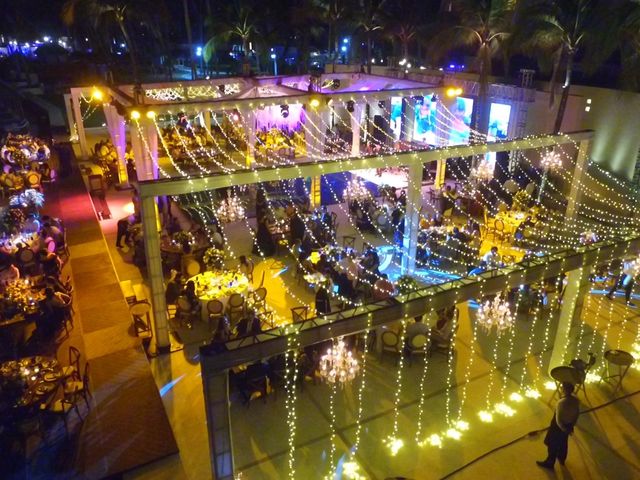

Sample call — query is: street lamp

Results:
[270,51,278,76]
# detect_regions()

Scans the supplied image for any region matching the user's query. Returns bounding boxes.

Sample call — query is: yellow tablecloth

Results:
[191,270,250,321]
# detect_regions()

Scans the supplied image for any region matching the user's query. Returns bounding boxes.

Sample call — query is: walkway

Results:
[25,144,179,479]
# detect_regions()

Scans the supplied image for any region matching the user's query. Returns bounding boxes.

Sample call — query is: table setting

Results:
[191,270,251,321]
[0,355,61,409]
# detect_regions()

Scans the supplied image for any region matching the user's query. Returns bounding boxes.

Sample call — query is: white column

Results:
[63,93,75,142]
[304,105,329,159]
[401,162,423,274]
[434,158,446,190]
[203,109,212,133]
[70,89,89,159]
[239,107,256,167]
[141,195,171,351]
[131,117,158,181]
[548,266,591,373]
[103,104,129,186]
[202,369,234,480]
[565,139,591,220]
[350,103,364,157]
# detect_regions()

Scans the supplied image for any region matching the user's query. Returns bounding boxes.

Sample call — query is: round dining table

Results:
[191,270,251,322]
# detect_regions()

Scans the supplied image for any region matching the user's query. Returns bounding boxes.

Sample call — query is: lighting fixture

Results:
[319,338,359,385]
[470,160,494,182]
[540,149,562,170]
[280,104,289,118]
[130,110,140,120]
[476,294,514,335]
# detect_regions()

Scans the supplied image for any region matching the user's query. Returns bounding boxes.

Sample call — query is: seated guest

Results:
[41,222,64,246]
[405,315,430,342]
[315,254,331,274]
[338,252,360,287]
[482,246,502,269]
[431,306,458,344]
[116,214,139,248]
[289,212,306,243]
[23,213,41,234]
[210,226,224,249]
[39,250,62,277]
[182,280,202,317]
[39,287,71,336]
[373,274,395,300]
[0,259,20,289]
[398,190,407,206]
[249,311,263,335]
[432,213,444,227]
[315,285,331,315]
[332,271,355,303]
[451,227,468,243]
[320,206,332,230]
[238,255,254,278]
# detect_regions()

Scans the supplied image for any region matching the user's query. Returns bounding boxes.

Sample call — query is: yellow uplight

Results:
[146,110,156,119]
[309,98,320,108]
[446,87,463,97]
[478,410,493,423]
[427,433,442,447]
[91,88,103,101]
[130,110,141,120]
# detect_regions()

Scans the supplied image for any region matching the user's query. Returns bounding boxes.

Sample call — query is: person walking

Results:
[607,258,637,307]
[536,382,580,470]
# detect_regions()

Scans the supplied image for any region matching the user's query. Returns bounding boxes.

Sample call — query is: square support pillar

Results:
[401,162,423,274]
[203,109,212,133]
[239,107,257,167]
[141,195,171,351]
[548,266,591,373]
[202,368,234,480]
[350,103,365,157]
[304,106,329,159]
[565,139,591,220]
[103,104,129,186]
[434,158,446,190]
[70,90,89,159]
[131,117,158,181]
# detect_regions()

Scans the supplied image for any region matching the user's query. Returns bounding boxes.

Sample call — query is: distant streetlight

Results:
[271,52,278,76]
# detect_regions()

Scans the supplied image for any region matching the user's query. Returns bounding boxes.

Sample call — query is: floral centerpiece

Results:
[172,230,195,247]
[4,278,44,314]
[203,247,225,271]
[9,189,45,213]
[193,270,250,300]
[396,275,419,294]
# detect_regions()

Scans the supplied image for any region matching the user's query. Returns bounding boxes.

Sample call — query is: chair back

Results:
[291,306,308,323]
[69,346,81,371]
[229,293,245,309]
[253,287,267,302]
[207,299,224,315]
[381,330,399,348]
[26,173,40,187]
[525,182,536,196]
[497,202,508,213]
[494,219,505,232]
[18,248,35,264]
[343,236,356,249]
[410,334,428,350]
[185,259,201,277]
[443,208,453,219]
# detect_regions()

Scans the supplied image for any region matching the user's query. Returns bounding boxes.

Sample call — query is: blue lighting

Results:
[159,374,186,397]
[196,46,202,57]
[341,46,347,53]
[343,38,349,44]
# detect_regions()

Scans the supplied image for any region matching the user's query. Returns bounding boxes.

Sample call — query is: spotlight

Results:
[309,98,320,108]
[378,100,385,108]
[91,88,103,102]
[130,110,140,120]
[146,110,156,119]
[346,100,355,113]
[280,104,289,118]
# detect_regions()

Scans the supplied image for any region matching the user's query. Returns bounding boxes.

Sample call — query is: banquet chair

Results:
[252,287,268,315]
[342,236,356,249]
[291,306,309,324]
[40,383,83,435]
[380,330,401,363]
[175,296,195,328]
[493,219,506,244]
[61,346,81,381]
[442,208,454,224]
[64,362,92,409]
[26,172,42,192]
[407,334,429,365]
[207,299,225,329]
[17,248,38,275]
[228,294,245,326]
[429,319,460,358]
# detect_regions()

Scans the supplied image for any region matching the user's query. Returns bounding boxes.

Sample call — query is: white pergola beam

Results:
[138,130,594,199]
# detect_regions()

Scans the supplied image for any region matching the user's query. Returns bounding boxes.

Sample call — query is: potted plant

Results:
[396,275,419,295]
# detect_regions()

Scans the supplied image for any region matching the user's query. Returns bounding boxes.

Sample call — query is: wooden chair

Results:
[291,306,309,323]
[175,296,194,328]
[381,330,400,363]
[61,346,81,381]
[407,333,429,365]
[64,362,92,409]
[40,383,83,435]
[342,235,356,249]
[228,293,245,326]
[129,300,151,335]
[206,299,225,329]
[252,287,268,314]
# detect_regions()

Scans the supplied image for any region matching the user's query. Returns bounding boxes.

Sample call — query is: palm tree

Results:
[204,5,257,75]
[317,0,351,62]
[514,0,617,133]
[434,0,513,136]
[387,0,424,60]
[182,0,198,80]
[62,0,143,88]
[356,0,387,73]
